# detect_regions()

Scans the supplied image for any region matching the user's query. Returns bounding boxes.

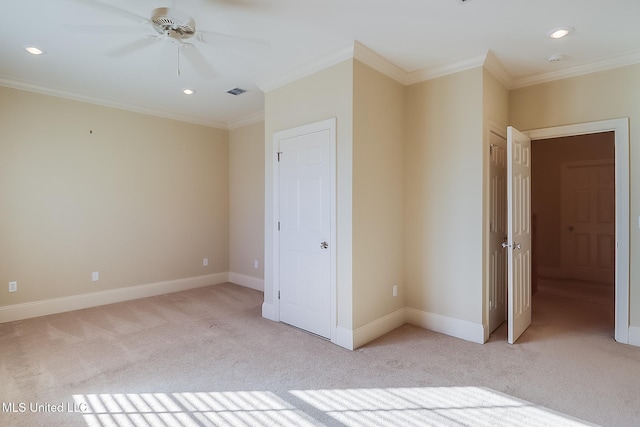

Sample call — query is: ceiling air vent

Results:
[226,87,247,96]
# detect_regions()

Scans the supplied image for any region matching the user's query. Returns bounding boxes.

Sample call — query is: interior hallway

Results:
[493,276,615,343]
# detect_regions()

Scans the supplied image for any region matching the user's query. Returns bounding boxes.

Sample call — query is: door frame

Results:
[526,118,629,344]
[270,118,337,341]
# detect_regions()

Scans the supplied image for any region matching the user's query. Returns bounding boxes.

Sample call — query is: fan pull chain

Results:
[176,44,181,77]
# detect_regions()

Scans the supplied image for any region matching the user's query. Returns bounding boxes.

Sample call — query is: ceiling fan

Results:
[68,0,270,79]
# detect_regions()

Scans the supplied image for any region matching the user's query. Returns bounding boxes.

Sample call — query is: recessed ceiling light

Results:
[25,46,45,55]
[547,27,574,39]
[183,89,196,95]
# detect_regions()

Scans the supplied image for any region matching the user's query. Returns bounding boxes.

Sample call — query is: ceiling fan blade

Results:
[68,0,150,24]
[107,37,159,58]
[64,24,149,35]
[180,45,217,80]
[197,30,271,60]
[203,0,271,10]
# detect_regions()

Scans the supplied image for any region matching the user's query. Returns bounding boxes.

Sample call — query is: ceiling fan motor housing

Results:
[151,7,196,39]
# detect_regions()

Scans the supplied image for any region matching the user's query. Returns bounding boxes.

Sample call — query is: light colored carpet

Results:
[1,279,639,426]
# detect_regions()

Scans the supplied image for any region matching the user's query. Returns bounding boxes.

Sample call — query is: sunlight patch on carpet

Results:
[291,387,590,427]
[73,387,591,426]
[73,391,317,426]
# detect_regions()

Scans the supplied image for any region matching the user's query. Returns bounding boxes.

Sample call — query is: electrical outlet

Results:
[392,285,398,297]
[254,260,259,269]
[92,272,99,282]
[9,281,17,293]
[203,258,209,267]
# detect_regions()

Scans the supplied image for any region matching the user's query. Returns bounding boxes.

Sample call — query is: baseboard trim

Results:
[628,326,640,347]
[353,308,406,349]
[334,325,354,350]
[229,272,264,292]
[262,302,277,321]
[0,272,229,324]
[405,307,485,344]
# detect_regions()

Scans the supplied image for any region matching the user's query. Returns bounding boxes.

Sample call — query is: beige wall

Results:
[352,60,405,328]
[229,121,265,280]
[510,64,640,326]
[404,67,484,323]
[531,133,614,272]
[7,52,636,346]
[263,60,354,330]
[0,87,229,307]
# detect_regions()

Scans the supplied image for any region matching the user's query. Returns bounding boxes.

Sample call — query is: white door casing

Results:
[506,126,532,344]
[273,119,336,340]
[488,131,507,333]
[560,160,615,284]
[526,118,629,344]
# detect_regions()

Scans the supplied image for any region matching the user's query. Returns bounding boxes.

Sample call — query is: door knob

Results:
[502,242,521,250]
[320,241,328,249]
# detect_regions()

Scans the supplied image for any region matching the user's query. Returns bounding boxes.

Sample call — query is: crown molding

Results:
[353,41,409,84]
[0,77,229,129]
[228,111,265,130]
[511,49,640,89]
[405,53,487,85]
[482,50,514,89]
[256,44,355,93]
[7,45,639,128]
[257,41,409,92]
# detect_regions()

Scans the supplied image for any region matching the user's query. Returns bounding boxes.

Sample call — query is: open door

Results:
[488,131,507,334]
[506,126,532,344]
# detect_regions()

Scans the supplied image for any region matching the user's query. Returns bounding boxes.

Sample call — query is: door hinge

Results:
[277,151,282,161]
[277,221,280,231]
[278,290,280,299]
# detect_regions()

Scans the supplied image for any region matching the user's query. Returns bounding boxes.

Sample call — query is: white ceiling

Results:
[2,0,640,129]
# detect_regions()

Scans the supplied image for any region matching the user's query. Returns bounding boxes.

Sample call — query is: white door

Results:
[561,160,615,284]
[488,132,507,333]
[506,126,532,344]
[278,128,332,338]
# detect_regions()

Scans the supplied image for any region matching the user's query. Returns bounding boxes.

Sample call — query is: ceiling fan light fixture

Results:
[152,8,196,39]
[183,89,196,95]
[547,26,574,39]
[25,46,45,55]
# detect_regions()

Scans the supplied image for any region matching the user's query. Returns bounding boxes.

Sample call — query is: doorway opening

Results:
[531,132,615,339]
[487,118,629,344]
